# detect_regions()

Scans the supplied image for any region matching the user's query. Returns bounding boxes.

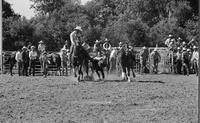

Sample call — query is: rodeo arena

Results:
[0,25,199,122]
[1,31,199,80]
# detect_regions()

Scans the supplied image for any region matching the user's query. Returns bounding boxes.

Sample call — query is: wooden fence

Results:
[1,47,173,75]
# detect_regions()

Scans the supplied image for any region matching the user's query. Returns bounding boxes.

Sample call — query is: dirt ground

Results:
[0,73,198,123]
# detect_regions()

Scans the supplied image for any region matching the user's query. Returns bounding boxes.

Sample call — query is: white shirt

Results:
[38,44,46,52]
[29,51,38,60]
[15,51,22,62]
[191,51,199,62]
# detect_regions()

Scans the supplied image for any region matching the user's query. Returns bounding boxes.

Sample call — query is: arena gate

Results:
[1,48,174,75]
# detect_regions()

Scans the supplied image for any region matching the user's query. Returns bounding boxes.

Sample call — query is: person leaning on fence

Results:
[21,46,29,76]
[175,47,182,74]
[15,48,23,76]
[140,46,149,73]
[191,46,199,76]
[150,48,161,74]
[29,46,37,76]
[181,47,189,76]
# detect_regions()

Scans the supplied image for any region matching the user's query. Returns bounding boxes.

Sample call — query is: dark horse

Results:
[3,52,16,76]
[72,43,91,82]
[118,45,136,82]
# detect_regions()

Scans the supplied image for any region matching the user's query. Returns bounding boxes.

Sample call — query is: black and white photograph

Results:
[0,0,199,122]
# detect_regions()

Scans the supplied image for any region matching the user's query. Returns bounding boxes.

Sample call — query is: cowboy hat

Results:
[95,40,99,43]
[168,34,173,38]
[39,40,44,44]
[22,46,27,50]
[193,46,197,49]
[74,26,83,32]
[177,37,182,40]
[31,46,35,49]
[187,49,191,52]
[142,46,147,49]
[182,47,186,51]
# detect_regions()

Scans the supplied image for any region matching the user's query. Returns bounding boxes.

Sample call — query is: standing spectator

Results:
[165,34,173,47]
[191,46,199,76]
[27,42,32,51]
[140,46,149,73]
[150,48,161,74]
[181,48,189,76]
[38,40,46,54]
[15,48,23,76]
[29,46,37,76]
[187,48,193,73]
[175,47,182,74]
[176,37,182,47]
[22,46,29,76]
[93,40,101,53]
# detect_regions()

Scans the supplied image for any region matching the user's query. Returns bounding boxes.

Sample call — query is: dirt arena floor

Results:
[0,73,198,123]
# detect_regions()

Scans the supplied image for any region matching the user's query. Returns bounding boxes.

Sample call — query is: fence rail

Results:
[1,47,173,75]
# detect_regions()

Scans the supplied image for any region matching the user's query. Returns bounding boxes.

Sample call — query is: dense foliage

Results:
[3,0,199,51]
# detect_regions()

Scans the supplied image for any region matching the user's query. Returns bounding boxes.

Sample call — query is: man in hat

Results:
[38,40,46,53]
[140,46,149,73]
[188,38,198,49]
[15,48,23,76]
[181,47,189,76]
[103,38,112,51]
[22,46,29,76]
[176,37,182,47]
[93,40,101,53]
[69,26,83,65]
[150,48,161,74]
[118,42,123,50]
[61,40,70,51]
[191,46,199,76]
[165,34,173,47]
[60,48,69,76]
[29,46,38,76]
[175,47,182,74]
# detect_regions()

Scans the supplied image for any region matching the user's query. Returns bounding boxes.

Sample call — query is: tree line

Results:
[3,0,199,51]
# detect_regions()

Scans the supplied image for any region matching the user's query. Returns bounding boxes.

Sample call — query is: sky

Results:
[5,0,92,19]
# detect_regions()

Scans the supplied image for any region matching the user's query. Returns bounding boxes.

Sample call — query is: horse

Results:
[3,52,16,76]
[118,46,136,82]
[72,43,91,82]
[102,49,111,74]
[47,52,62,76]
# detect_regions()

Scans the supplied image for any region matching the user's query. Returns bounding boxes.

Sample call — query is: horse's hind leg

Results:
[100,68,105,81]
[131,68,136,78]
[96,70,101,80]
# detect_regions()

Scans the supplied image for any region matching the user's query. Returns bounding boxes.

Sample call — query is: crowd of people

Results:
[4,27,199,77]
[165,34,199,76]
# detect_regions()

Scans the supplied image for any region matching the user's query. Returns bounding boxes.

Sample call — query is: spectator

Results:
[29,46,38,76]
[15,48,23,76]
